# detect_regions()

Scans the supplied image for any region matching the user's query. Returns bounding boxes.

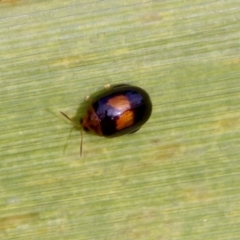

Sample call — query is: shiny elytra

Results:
[81,84,152,137]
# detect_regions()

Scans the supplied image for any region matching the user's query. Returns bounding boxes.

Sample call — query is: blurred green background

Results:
[0,0,240,239]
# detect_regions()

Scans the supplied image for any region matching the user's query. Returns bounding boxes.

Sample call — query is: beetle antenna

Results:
[60,111,83,157]
[60,112,80,127]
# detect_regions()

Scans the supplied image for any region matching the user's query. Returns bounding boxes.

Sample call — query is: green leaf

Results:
[0,1,240,239]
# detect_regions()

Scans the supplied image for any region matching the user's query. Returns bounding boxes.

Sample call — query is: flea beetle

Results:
[61,84,152,155]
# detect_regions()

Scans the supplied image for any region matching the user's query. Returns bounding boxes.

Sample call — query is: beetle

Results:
[61,84,152,155]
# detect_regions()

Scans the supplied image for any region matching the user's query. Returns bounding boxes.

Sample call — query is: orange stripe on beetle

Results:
[116,110,134,130]
[107,95,131,112]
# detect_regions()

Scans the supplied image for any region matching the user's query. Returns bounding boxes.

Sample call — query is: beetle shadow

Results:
[59,98,89,157]
[61,85,114,136]
[69,86,110,129]
[69,99,89,130]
